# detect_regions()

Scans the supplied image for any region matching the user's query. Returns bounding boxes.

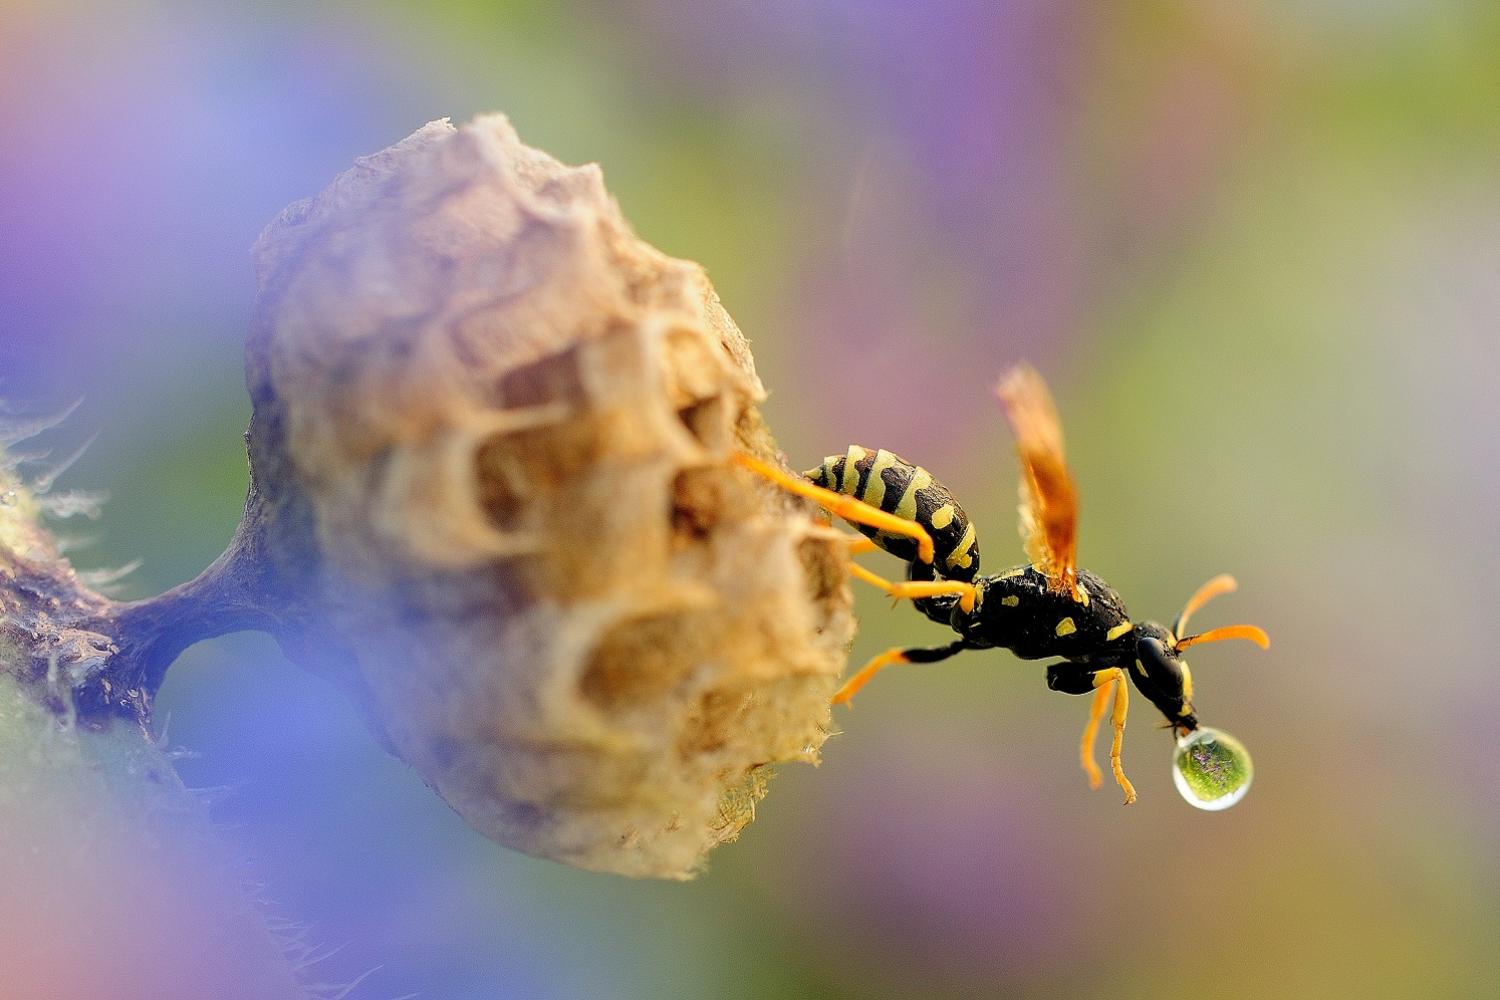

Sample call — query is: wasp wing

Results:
[996,364,1080,599]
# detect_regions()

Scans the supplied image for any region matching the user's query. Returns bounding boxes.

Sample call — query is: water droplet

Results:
[1173,727,1253,811]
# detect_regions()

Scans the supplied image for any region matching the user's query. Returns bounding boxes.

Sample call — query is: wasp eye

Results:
[1136,636,1184,695]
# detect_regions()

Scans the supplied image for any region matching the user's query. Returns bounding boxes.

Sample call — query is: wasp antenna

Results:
[1174,624,1270,652]
[1173,573,1238,637]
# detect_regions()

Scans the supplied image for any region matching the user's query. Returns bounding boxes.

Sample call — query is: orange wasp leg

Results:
[1079,681,1113,791]
[732,452,935,565]
[1091,667,1137,805]
[832,640,969,706]
[846,563,978,613]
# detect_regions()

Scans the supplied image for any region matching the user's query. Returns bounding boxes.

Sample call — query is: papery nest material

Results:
[237,116,856,878]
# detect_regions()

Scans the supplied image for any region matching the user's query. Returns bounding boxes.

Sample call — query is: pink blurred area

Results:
[1,847,294,1000]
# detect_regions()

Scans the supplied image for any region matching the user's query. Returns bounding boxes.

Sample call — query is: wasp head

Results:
[1132,621,1199,735]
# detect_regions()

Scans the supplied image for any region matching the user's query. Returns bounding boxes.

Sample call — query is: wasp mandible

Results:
[735,364,1268,806]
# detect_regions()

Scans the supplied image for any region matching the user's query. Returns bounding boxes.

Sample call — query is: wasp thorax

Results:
[1172,727,1253,810]
[241,116,854,878]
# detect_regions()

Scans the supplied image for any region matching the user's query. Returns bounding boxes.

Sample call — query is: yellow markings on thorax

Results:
[1180,661,1194,703]
[996,566,1026,580]
[861,449,901,508]
[1105,621,1134,642]
[1001,595,1020,607]
[1055,617,1077,637]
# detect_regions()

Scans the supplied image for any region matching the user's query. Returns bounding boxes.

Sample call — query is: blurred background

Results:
[4,1,1499,997]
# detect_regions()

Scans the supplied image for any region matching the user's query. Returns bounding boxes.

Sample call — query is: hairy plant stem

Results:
[2,468,304,728]
[0,468,314,998]
[103,532,283,700]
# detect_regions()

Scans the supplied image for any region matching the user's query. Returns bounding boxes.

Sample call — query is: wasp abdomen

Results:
[806,445,980,581]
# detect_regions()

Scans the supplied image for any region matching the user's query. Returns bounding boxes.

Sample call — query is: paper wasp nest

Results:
[243,116,853,878]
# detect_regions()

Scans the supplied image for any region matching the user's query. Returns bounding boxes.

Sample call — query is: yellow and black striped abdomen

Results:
[806,446,981,582]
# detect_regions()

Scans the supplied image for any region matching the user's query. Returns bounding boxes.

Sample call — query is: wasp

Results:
[734,364,1268,803]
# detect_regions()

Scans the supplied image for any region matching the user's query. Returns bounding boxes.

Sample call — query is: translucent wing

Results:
[996,364,1080,599]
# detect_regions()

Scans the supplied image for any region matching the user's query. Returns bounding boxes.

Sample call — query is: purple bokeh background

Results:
[4,1,1499,997]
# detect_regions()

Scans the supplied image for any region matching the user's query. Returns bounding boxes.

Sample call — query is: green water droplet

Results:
[1172,727,1253,811]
